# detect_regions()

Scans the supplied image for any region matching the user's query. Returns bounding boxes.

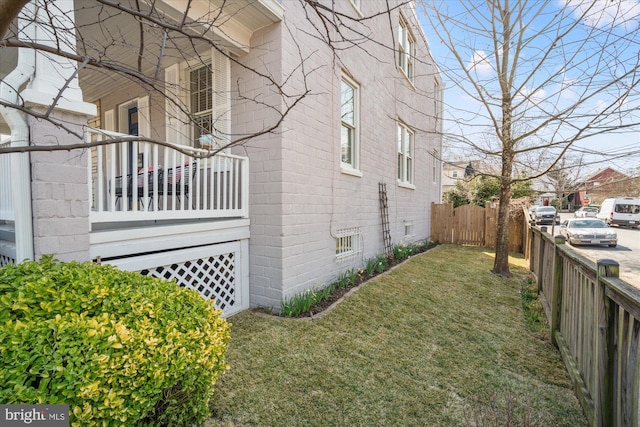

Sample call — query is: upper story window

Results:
[341,75,360,172]
[397,122,414,185]
[452,171,458,178]
[189,65,213,148]
[398,17,415,82]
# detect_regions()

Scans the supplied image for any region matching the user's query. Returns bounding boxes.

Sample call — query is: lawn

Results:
[207,245,586,426]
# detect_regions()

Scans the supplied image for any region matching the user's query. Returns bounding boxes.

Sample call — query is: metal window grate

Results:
[141,253,236,311]
[336,227,362,260]
[0,254,14,267]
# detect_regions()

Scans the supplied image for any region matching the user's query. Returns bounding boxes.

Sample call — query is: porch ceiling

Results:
[76,0,283,102]
[0,0,283,109]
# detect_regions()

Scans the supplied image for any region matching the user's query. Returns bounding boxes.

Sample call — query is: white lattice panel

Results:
[0,254,14,267]
[140,254,236,311]
[103,241,248,317]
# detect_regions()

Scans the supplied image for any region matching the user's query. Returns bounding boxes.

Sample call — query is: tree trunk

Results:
[493,157,513,277]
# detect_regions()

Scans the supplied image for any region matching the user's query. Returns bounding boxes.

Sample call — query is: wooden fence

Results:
[431,202,523,253]
[527,226,640,426]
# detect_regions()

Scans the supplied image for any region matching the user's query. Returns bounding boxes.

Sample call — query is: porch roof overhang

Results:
[161,0,284,55]
[0,0,284,119]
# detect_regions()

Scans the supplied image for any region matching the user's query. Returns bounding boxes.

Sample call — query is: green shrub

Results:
[0,257,230,426]
[281,284,334,317]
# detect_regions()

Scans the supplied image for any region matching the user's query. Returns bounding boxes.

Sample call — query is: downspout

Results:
[0,2,36,262]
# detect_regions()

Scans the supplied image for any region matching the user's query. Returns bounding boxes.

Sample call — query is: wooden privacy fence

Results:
[431,202,523,253]
[528,226,640,426]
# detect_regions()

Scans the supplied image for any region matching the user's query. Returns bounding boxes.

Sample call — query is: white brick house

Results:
[0,0,443,314]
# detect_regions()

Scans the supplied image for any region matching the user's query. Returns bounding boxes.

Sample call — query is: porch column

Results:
[20,0,97,262]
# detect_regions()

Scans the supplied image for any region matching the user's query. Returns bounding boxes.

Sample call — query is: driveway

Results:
[556,213,640,286]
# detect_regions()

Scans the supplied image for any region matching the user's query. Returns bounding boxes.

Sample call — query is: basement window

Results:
[335,227,362,261]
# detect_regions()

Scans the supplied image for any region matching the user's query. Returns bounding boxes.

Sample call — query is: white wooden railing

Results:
[87,128,248,224]
[0,139,14,222]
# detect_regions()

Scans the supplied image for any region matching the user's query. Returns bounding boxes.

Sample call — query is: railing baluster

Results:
[152,144,158,212]
[85,127,248,222]
[202,156,208,210]
[215,155,221,211]
[222,156,228,210]
[96,143,103,212]
[162,147,169,211]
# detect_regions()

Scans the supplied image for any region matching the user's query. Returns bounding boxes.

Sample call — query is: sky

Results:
[416,0,640,179]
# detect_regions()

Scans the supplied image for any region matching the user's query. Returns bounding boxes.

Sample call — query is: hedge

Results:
[0,257,230,426]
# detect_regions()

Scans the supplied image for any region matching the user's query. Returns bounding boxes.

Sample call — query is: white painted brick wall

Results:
[28,109,91,262]
[234,0,443,309]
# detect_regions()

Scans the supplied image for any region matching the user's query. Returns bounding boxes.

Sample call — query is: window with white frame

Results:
[397,123,414,185]
[341,76,359,170]
[404,220,414,237]
[189,64,213,148]
[165,49,230,149]
[335,227,362,260]
[398,16,415,81]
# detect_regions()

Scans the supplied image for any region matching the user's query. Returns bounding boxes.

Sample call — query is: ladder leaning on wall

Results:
[378,182,392,256]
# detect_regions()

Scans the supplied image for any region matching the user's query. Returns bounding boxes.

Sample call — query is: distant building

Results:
[441,161,478,197]
[573,167,638,206]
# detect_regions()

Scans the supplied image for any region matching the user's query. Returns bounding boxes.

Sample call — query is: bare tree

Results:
[422,0,640,276]
[0,0,315,157]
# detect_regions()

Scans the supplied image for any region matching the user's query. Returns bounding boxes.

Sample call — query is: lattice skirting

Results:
[0,254,15,267]
[103,241,248,317]
[141,253,236,311]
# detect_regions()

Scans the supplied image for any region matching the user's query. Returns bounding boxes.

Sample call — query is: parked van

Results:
[596,197,640,227]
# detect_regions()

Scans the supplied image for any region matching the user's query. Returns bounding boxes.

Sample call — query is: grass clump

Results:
[209,245,586,426]
[520,276,549,339]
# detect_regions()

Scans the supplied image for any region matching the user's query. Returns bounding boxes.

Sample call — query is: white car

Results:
[573,206,598,218]
[559,218,617,247]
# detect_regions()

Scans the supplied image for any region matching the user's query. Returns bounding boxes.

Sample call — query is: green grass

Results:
[207,245,586,426]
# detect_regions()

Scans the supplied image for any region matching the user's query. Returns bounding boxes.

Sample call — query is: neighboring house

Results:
[530,177,557,207]
[573,167,638,206]
[0,0,443,314]
[441,160,477,197]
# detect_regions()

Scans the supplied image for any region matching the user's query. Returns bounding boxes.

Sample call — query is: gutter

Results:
[0,2,36,262]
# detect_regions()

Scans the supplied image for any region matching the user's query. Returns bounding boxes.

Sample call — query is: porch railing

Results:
[0,139,14,222]
[87,128,248,224]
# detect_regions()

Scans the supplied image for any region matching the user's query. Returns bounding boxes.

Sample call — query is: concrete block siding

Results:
[233,1,443,309]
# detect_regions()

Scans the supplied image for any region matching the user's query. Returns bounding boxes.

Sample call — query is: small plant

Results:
[346,268,359,285]
[335,271,350,289]
[374,255,388,273]
[392,243,411,260]
[365,257,378,275]
[281,284,334,317]
[520,277,548,337]
[281,289,316,317]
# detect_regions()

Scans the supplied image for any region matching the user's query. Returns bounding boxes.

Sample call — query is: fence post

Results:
[550,234,565,347]
[595,259,618,427]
